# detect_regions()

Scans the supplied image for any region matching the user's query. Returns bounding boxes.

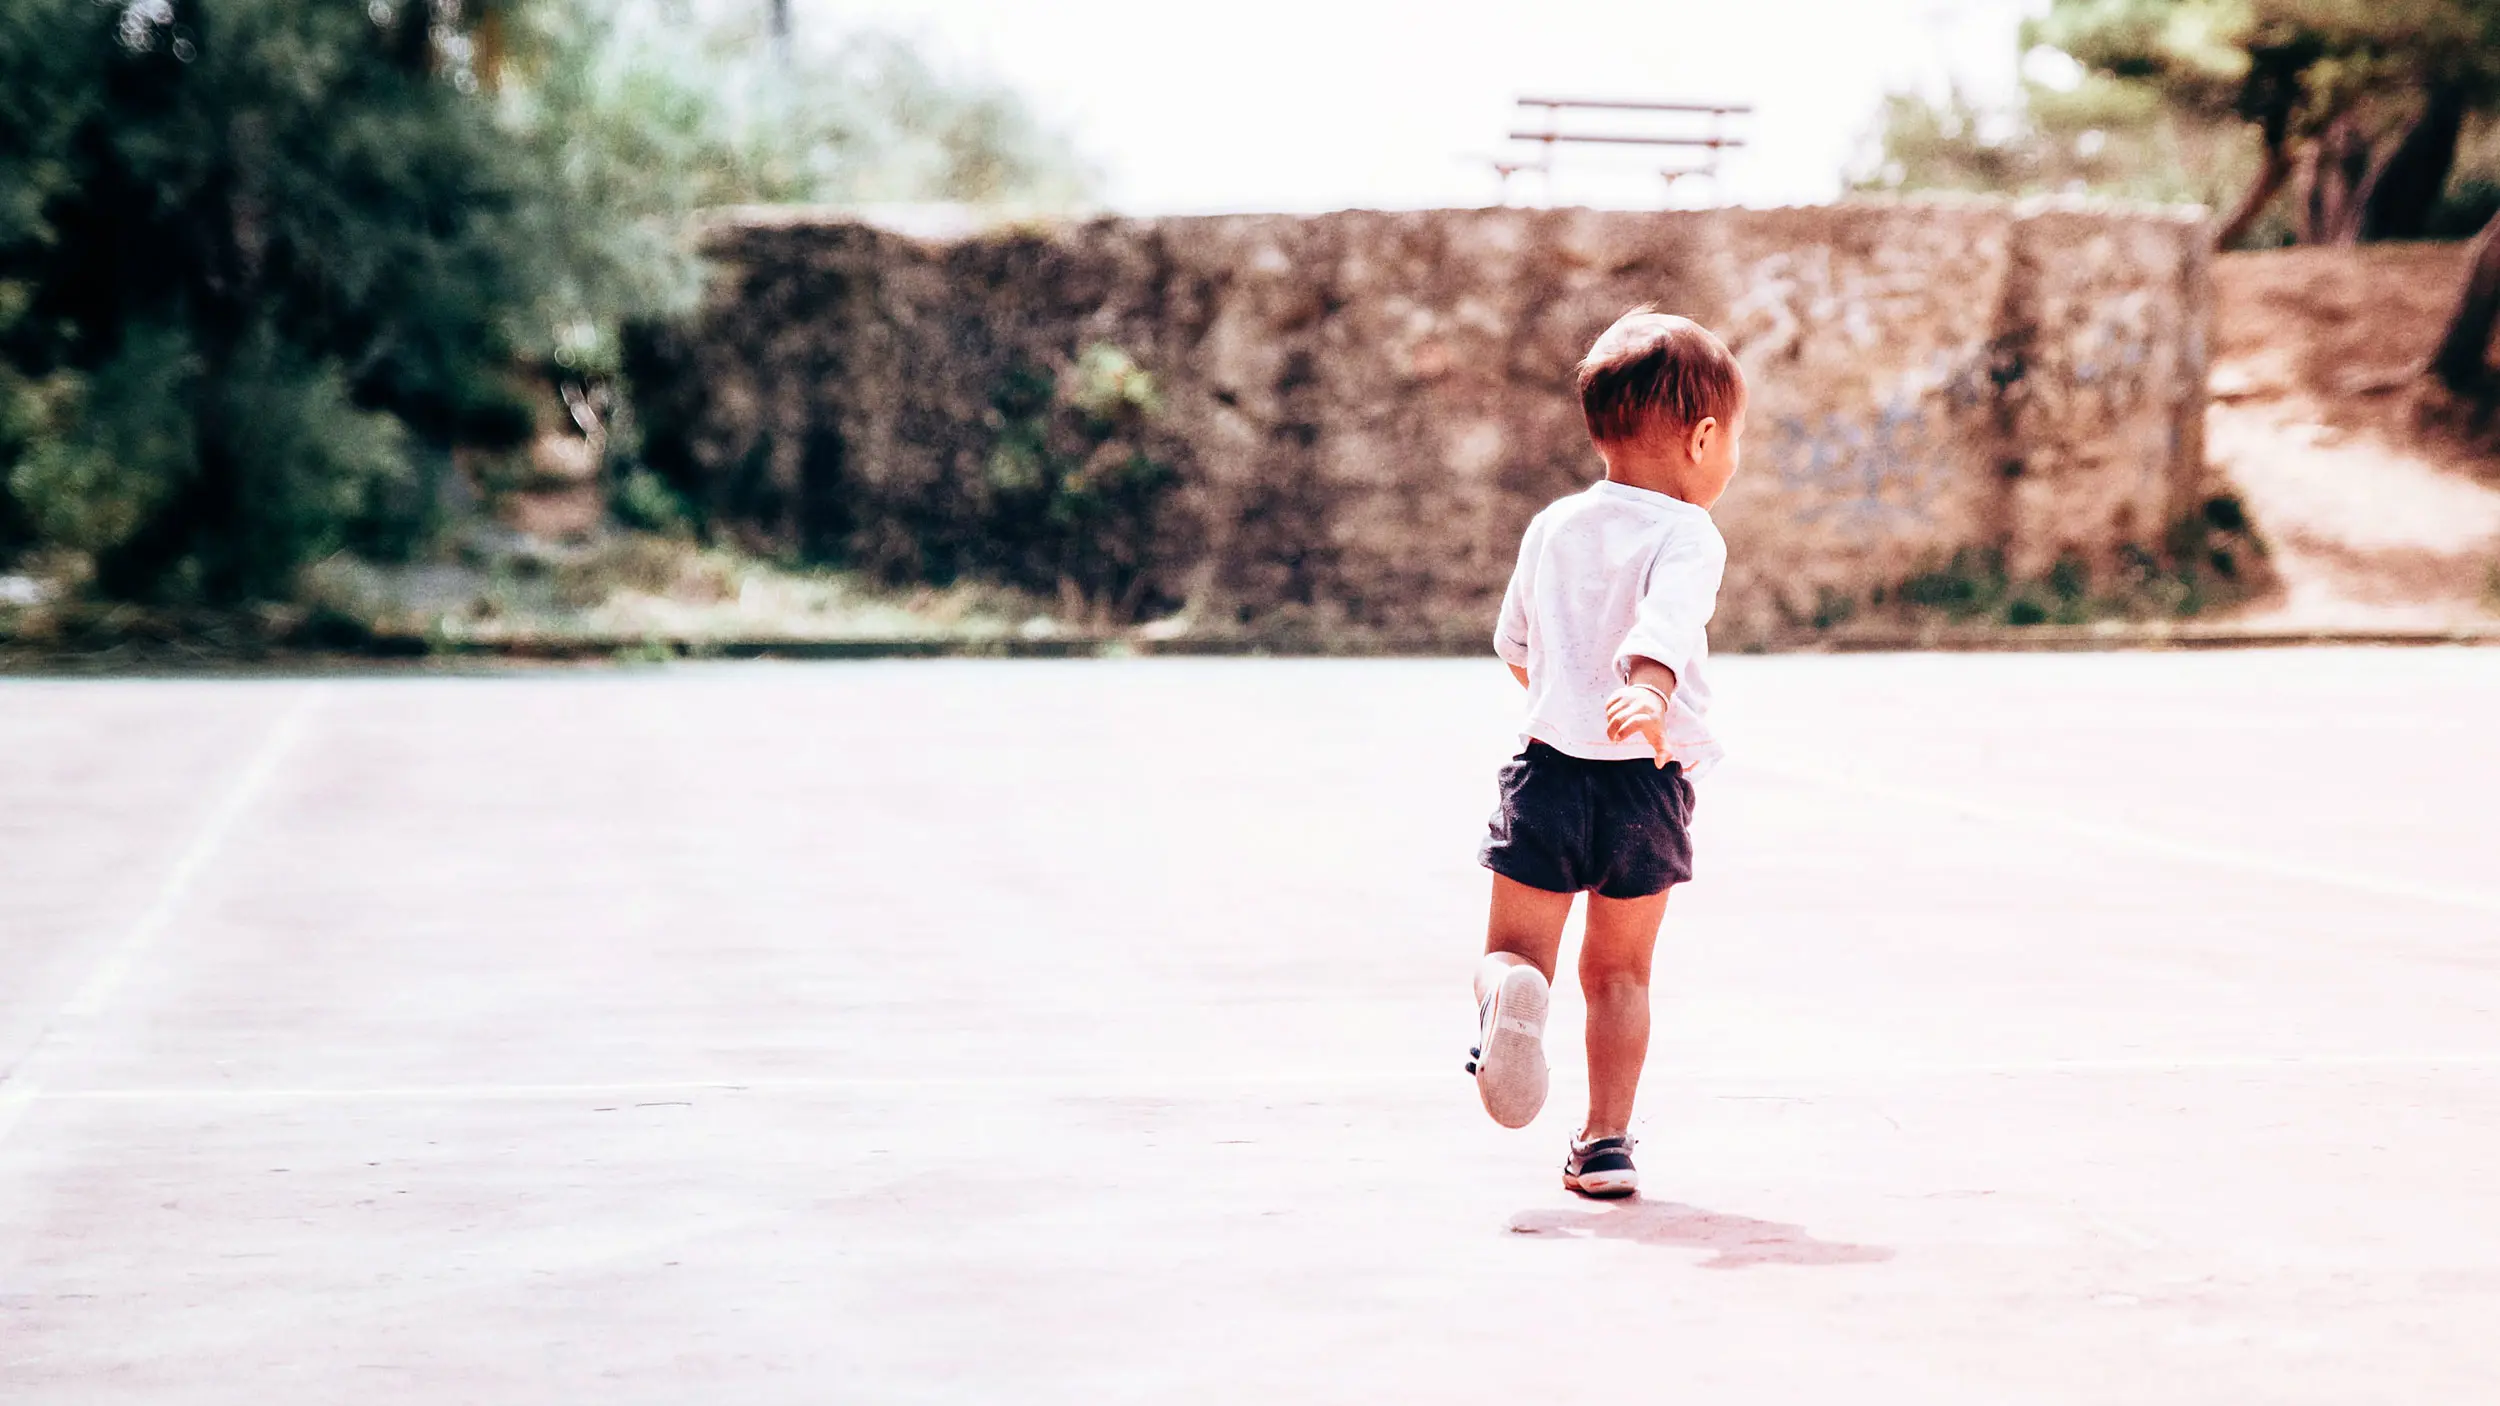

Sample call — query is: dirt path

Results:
[2209,391,2500,628]
[2208,247,2500,630]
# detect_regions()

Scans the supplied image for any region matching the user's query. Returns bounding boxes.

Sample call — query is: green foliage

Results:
[2031,1,2500,127]
[2429,174,2500,234]
[0,0,1093,608]
[204,328,416,595]
[6,324,197,555]
[1843,497,2264,632]
[1067,344,1164,422]
[558,7,1093,212]
[612,465,695,537]
[1855,78,2256,208]
[974,345,1178,619]
[1896,548,2012,619]
[0,2,582,599]
[1861,1,2500,244]
[1809,585,1857,631]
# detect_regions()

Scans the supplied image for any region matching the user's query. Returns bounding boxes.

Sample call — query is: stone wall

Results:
[629,199,2214,646]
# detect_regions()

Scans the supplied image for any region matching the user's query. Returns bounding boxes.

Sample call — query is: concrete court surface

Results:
[4,650,2500,1403]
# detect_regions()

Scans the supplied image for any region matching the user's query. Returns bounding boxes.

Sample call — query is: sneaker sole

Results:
[1475,964,1550,1129]
[1563,1169,1639,1199]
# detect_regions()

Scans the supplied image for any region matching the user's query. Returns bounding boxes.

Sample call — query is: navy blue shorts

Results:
[1478,741,1696,898]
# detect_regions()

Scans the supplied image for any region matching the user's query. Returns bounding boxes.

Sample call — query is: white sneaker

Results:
[1563,1134,1639,1198]
[1466,963,1550,1128]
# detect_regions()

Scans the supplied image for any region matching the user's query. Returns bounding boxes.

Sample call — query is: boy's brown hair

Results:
[1575,309,1745,446]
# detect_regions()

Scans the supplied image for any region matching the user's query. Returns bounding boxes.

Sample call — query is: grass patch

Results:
[1816,496,2269,635]
[296,526,1069,651]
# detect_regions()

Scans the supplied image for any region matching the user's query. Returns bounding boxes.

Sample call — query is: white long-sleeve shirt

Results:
[1493,479,1727,775]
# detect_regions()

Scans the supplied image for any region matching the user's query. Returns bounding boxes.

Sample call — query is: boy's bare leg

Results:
[1478,873,1572,996]
[1578,888,1671,1140]
[1470,874,1573,1127]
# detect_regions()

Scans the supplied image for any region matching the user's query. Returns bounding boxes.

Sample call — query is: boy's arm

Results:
[1605,525,1728,767]
[1493,517,1541,685]
[1603,657,1677,764]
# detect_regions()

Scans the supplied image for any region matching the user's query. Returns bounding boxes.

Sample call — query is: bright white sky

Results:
[809,0,2044,213]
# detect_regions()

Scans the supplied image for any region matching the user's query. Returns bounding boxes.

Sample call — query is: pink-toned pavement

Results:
[5,652,2500,1403]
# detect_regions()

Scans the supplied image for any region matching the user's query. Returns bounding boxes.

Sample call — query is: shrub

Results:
[0,2,616,600]
[0,2,1091,606]
[970,344,1178,620]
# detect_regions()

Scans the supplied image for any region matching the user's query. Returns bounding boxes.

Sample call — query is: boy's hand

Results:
[1604,684,1673,768]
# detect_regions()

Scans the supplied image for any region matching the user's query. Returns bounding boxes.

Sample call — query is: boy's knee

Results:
[1580,965,1648,1002]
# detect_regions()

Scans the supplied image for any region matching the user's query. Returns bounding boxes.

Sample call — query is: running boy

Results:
[1466,309,1742,1199]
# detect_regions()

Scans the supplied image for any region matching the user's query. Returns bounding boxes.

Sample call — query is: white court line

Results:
[30,1049,2500,1105]
[1755,755,2500,917]
[0,686,326,1147]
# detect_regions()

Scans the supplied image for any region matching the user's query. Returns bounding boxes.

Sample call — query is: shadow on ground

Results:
[1507,1200,1894,1270]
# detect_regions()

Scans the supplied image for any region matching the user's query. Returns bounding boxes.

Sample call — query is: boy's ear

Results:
[1687,415,1718,462]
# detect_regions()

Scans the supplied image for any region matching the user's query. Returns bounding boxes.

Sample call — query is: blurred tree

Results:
[2032,0,2500,248]
[575,4,1094,212]
[0,0,673,601]
[1860,2,2500,250]
[1853,75,2258,214]
[2427,214,2500,392]
[0,0,1090,605]
[1854,2,2500,403]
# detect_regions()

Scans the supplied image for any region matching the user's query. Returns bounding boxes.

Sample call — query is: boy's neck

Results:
[1599,445,1705,507]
